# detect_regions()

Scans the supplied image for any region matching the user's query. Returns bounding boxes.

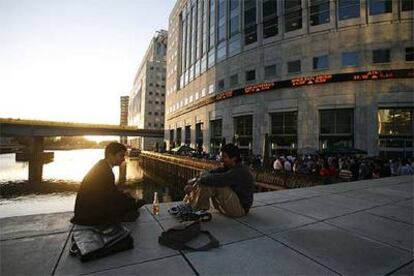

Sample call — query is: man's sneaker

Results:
[168,203,193,216]
[168,203,212,222]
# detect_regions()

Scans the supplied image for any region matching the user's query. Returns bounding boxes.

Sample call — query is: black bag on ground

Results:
[70,224,134,262]
[158,220,219,251]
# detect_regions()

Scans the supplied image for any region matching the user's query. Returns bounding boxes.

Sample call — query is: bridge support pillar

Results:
[28,136,44,184]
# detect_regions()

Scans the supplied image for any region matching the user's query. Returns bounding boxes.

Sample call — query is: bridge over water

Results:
[0,118,164,183]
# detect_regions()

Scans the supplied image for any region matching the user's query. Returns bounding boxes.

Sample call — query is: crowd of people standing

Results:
[242,154,413,183]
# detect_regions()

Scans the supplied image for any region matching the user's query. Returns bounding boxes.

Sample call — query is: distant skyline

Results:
[0,0,175,124]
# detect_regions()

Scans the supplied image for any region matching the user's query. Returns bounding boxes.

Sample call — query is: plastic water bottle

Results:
[152,192,160,215]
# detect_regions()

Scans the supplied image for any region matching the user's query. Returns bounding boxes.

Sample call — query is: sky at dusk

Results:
[0,0,175,125]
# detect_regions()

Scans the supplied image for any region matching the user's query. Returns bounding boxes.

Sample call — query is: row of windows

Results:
[149,66,165,71]
[148,100,164,105]
[147,112,164,116]
[215,47,413,90]
[148,92,165,96]
[169,108,413,156]
[148,83,166,88]
[176,0,413,91]
[169,48,412,113]
[147,122,164,128]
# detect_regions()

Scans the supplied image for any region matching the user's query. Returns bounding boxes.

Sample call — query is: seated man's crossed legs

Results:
[184,184,245,217]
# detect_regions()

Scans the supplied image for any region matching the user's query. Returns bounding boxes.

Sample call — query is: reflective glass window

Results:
[320,109,354,148]
[210,119,222,154]
[264,64,277,79]
[195,123,204,149]
[313,55,329,70]
[185,125,191,145]
[310,0,330,26]
[287,60,301,73]
[244,0,257,45]
[229,34,241,55]
[369,0,392,15]
[285,0,302,32]
[405,47,414,61]
[176,127,182,145]
[402,0,414,11]
[262,0,278,38]
[230,74,239,86]
[338,0,360,20]
[372,49,391,63]
[378,108,413,136]
[218,79,225,90]
[245,69,256,82]
[342,51,360,66]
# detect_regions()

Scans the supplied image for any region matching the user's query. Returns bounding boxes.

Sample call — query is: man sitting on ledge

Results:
[71,142,144,225]
[183,144,254,217]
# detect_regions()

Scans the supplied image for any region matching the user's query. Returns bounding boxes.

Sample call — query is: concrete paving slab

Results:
[366,204,413,225]
[0,212,73,240]
[279,187,324,198]
[385,182,414,194]
[391,261,414,276]
[55,221,179,275]
[326,212,413,252]
[340,189,405,206]
[250,198,268,208]
[253,190,303,205]
[276,197,355,220]
[88,255,195,276]
[236,205,317,234]
[368,186,413,200]
[0,233,68,276]
[135,206,157,224]
[185,236,337,275]
[272,222,412,275]
[305,182,366,194]
[394,198,414,208]
[158,213,262,245]
[311,193,383,212]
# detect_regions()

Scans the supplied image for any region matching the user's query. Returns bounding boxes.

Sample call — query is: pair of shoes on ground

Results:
[168,203,212,222]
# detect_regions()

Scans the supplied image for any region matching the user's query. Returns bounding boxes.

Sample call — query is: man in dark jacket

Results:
[71,142,144,225]
[183,144,254,217]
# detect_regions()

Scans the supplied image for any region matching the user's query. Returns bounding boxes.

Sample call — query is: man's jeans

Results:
[184,185,246,217]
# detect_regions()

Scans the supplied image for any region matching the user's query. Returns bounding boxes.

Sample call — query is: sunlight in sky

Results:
[0,0,175,125]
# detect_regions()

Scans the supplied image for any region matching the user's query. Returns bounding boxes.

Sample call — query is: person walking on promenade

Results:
[71,142,144,225]
[183,144,254,217]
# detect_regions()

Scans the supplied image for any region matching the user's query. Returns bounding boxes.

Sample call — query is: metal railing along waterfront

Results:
[138,152,326,191]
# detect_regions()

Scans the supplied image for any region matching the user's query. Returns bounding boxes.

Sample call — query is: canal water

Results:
[0,149,184,218]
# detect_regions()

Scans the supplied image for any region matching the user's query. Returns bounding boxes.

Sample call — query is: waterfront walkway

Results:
[1,175,413,275]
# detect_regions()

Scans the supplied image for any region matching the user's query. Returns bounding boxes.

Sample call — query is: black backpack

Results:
[158,220,219,251]
[70,224,134,262]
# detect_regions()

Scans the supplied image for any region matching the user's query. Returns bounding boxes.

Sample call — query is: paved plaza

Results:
[1,175,413,275]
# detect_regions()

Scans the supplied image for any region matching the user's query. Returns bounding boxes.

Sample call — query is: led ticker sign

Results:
[168,68,413,119]
[215,90,234,101]
[244,82,275,94]
[291,74,333,87]
[352,70,394,81]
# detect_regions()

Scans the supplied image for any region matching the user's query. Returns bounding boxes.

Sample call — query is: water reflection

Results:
[0,149,185,217]
[0,149,144,183]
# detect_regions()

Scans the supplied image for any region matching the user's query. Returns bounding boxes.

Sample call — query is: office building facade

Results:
[120,96,129,145]
[129,30,168,150]
[165,0,413,158]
